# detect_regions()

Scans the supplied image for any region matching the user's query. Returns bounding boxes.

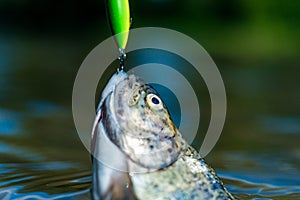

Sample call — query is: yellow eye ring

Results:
[147,94,163,110]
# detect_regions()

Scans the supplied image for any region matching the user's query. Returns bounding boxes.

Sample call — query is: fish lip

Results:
[97,70,128,111]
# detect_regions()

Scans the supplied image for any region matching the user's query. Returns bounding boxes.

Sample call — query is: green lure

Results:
[106,0,131,52]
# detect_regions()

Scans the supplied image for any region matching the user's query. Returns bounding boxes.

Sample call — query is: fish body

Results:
[91,71,235,200]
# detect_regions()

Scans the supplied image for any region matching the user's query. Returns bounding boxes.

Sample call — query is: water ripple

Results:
[0,162,91,199]
[0,187,90,200]
[0,142,44,161]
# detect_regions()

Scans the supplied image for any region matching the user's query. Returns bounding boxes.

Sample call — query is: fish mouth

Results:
[97,70,128,112]
[91,70,131,172]
[97,70,129,147]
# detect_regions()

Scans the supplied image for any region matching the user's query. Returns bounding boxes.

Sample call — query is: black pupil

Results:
[151,97,160,104]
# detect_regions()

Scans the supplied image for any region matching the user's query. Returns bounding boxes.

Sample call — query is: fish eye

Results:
[151,97,160,104]
[147,94,163,110]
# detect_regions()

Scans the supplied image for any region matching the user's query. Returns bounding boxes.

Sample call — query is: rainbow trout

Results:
[91,71,236,200]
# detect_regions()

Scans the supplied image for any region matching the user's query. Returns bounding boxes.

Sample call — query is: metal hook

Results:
[118,48,127,72]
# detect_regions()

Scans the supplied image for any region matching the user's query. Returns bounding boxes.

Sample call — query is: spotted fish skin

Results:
[130,147,235,200]
[91,71,236,199]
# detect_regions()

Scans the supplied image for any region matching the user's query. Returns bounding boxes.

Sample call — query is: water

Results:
[0,34,299,199]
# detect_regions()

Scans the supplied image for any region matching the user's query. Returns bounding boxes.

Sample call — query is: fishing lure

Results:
[106,0,131,55]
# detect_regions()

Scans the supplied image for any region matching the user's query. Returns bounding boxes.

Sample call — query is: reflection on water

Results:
[0,110,21,136]
[0,33,299,199]
[260,116,300,135]
[219,152,300,198]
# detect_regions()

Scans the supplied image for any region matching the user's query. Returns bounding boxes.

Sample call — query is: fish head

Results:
[101,72,187,171]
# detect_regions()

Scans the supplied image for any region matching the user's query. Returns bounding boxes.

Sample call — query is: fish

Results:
[91,70,236,200]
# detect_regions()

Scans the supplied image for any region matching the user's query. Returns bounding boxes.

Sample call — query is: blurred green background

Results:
[0,0,299,199]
